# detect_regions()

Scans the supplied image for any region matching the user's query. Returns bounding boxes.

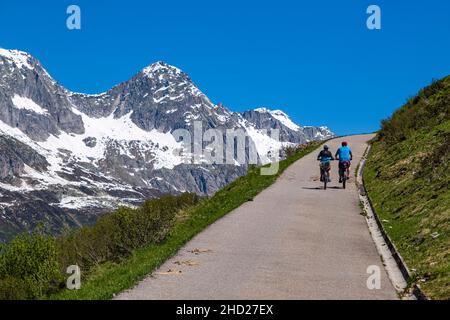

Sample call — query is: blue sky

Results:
[1,0,449,135]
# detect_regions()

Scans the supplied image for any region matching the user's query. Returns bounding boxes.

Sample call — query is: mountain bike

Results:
[320,161,332,190]
[338,161,350,189]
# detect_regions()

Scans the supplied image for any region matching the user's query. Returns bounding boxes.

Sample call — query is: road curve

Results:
[117,134,397,300]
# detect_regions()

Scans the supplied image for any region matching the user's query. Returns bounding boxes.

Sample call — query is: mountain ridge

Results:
[0,48,334,241]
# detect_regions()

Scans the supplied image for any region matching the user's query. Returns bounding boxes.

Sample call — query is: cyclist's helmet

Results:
[342,141,348,146]
[324,145,329,150]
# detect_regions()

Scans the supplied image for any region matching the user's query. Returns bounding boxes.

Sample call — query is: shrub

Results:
[0,193,199,299]
[57,193,199,273]
[0,230,61,299]
[0,277,31,300]
[282,143,309,158]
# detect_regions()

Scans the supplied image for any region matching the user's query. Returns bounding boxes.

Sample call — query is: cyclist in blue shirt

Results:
[335,141,353,183]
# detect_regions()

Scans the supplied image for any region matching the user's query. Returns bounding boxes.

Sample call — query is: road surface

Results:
[117,134,397,300]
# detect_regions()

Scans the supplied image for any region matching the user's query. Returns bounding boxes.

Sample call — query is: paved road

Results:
[117,134,397,300]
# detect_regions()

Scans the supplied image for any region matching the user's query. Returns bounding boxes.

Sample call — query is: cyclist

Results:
[335,141,353,183]
[317,145,334,182]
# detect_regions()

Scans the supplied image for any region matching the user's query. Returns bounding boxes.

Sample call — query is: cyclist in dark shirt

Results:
[317,145,334,182]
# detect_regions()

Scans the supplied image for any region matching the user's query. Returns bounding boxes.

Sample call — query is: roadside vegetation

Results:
[364,75,450,299]
[0,141,321,300]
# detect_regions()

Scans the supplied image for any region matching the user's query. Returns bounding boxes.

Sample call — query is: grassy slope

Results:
[50,141,323,300]
[364,76,450,299]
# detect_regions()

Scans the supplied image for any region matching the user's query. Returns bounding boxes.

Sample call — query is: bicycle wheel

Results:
[342,172,346,189]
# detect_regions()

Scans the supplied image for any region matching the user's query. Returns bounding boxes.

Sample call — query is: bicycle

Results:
[338,161,350,189]
[319,159,333,190]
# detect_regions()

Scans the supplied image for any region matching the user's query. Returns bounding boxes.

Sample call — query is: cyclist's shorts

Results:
[320,162,331,169]
[339,161,351,169]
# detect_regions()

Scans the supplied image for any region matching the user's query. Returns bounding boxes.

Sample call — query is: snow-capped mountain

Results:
[239,108,334,144]
[0,49,334,241]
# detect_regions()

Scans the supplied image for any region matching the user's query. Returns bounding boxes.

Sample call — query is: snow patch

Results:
[0,107,185,191]
[269,110,301,131]
[0,49,33,70]
[142,61,183,78]
[254,107,270,113]
[254,108,301,131]
[12,95,48,115]
[58,196,118,209]
[43,110,184,170]
[237,116,290,164]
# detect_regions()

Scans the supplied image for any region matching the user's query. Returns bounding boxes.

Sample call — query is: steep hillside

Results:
[364,75,450,299]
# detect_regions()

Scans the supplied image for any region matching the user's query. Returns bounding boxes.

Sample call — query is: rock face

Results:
[0,135,48,179]
[0,49,335,242]
[0,49,84,141]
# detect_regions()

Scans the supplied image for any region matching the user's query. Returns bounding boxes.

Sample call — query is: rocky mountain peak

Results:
[0,48,84,141]
[0,48,335,242]
[0,49,34,70]
[138,60,203,103]
[142,61,184,78]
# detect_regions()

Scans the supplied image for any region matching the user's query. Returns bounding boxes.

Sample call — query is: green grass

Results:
[364,76,450,299]
[49,141,322,300]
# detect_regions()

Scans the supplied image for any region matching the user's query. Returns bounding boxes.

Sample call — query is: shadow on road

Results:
[302,186,343,190]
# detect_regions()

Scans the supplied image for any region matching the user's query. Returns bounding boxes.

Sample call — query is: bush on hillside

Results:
[57,193,199,272]
[282,144,309,158]
[0,193,199,299]
[0,230,62,299]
